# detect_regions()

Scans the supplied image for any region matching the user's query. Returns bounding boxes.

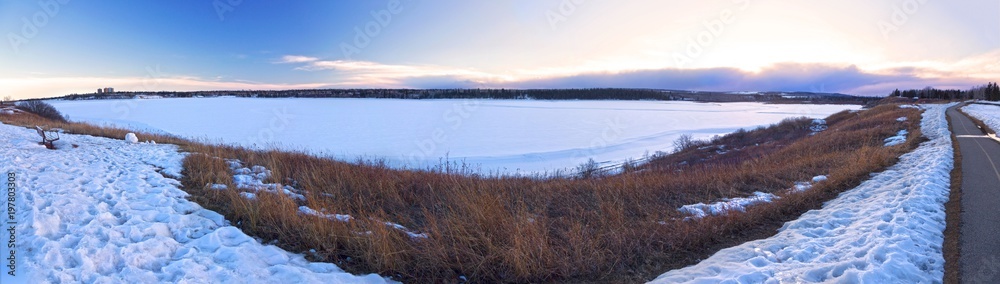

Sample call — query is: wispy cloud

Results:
[288,59,505,87]
[276,55,319,64]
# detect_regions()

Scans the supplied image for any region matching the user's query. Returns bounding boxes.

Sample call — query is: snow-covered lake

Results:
[50,98,860,174]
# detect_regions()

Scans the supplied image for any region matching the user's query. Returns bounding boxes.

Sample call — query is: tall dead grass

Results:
[1,103,923,283]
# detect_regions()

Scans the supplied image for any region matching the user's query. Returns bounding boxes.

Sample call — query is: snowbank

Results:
[651,103,954,283]
[0,122,393,283]
[962,103,1000,131]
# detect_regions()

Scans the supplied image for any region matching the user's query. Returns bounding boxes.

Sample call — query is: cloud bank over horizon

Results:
[5,58,994,99]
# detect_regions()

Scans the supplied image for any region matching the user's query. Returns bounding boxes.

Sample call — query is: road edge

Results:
[944,103,966,284]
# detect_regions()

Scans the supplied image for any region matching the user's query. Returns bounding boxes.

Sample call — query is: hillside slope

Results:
[0,122,392,283]
[652,103,954,283]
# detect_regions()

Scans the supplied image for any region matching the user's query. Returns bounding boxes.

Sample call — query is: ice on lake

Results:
[50,98,860,174]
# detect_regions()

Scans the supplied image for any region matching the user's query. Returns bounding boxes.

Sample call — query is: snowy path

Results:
[651,104,955,283]
[0,123,392,283]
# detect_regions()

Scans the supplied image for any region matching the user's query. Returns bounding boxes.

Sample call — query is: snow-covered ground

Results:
[0,123,393,283]
[971,100,1000,106]
[651,103,954,283]
[962,103,1000,131]
[49,98,859,174]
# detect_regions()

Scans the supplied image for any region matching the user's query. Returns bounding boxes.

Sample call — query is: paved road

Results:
[947,105,1000,283]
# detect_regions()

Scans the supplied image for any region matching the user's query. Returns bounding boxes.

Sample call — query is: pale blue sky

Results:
[2,0,999,99]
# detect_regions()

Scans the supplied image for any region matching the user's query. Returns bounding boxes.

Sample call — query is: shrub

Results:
[672,134,704,152]
[17,100,67,122]
[577,158,602,178]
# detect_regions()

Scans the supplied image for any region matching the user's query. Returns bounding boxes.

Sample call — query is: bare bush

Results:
[577,158,602,178]
[672,134,705,152]
[620,158,637,174]
[17,100,67,122]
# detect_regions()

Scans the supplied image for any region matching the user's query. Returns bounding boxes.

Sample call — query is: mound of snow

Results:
[227,160,305,201]
[883,130,908,146]
[652,103,954,283]
[811,175,828,183]
[125,132,139,143]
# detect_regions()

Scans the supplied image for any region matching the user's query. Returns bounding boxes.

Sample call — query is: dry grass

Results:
[944,105,964,284]
[0,109,192,147]
[1,103,924,283]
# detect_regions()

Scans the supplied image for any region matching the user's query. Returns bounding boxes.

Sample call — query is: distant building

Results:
[97,88,103,94]
[97,87,115,94]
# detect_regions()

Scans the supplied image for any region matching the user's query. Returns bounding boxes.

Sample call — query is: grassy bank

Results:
[2,102,923,283]
[943,104,965,284]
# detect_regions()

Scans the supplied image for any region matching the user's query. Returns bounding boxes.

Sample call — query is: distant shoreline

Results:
[44,88,875,105]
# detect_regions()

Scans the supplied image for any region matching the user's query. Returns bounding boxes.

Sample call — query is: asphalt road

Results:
[947,105,1000,283]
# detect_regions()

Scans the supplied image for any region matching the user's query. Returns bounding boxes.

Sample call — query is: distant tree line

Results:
[55,88,868,104]
[890,82,1000,101]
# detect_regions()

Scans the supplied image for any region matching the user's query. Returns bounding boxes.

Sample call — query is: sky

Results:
[1,0,999,99]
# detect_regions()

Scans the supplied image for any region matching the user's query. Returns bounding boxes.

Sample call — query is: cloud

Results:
[274,49,998,96]
[289,59,504,87]
[276,55,319,64]
[497,64,987,96]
